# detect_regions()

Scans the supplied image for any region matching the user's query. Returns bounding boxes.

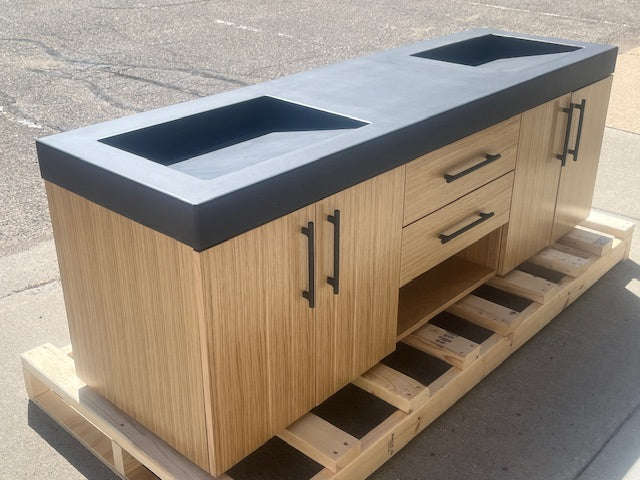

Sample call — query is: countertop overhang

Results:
[37,28,617,250]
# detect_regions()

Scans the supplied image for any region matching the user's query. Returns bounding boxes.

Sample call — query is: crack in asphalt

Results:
[0,36,253,94]
[0,88,62,133]
[0,35,258,127]
[571,398,640,479]
[25,67,139,113]
[105,68,206,99]
[2,36,254,85]
[0,278,60,301]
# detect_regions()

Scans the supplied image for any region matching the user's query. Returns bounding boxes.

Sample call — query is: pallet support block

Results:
[21,212,634,480]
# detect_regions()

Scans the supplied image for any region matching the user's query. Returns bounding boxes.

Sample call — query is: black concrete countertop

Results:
[37,29,617,251]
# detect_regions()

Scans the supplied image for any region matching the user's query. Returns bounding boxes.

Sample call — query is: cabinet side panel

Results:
[45,182,210,470]
[200,206,315,474]
[498,95,570,274]
[316,166,405,400]
[552,76,613,241]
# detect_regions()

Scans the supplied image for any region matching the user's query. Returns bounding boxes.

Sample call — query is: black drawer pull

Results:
[556,103,575,167]
[327,210,340,294]
[301,221,315,308]
[443,153,502,183]
[439,212,495,244]
[568,99,586,162]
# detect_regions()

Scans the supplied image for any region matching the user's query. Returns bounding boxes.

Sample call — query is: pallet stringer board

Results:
[351,363,430,414]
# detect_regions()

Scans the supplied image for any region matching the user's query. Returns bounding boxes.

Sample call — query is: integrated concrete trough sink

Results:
[412,34,582,66]
[99,96,368,180]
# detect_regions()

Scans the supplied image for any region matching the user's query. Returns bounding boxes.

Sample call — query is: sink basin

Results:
[100,96,367,180]
[412,34,581,66]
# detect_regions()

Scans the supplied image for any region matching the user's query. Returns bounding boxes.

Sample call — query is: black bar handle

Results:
[568,99,586,162]
[327,210,340,294]
[301,222,315,308]
[556,103,575,167]
[443,153,502,183]
[439,212,495,244]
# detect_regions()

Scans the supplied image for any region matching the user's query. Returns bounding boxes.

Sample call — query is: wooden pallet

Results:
[21,211,635,480]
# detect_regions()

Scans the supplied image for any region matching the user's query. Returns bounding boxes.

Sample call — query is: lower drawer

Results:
[400,171,514,286]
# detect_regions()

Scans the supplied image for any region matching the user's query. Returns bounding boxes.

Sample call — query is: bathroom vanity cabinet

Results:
[37,30,616,475]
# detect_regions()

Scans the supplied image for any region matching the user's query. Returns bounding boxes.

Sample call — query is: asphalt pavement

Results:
[1,1,640,479]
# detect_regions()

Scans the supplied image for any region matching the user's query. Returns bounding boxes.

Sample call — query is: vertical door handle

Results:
[327,210,340,294]
[568,99,586,162]
[556,103,575,167]
[301,222,315,308]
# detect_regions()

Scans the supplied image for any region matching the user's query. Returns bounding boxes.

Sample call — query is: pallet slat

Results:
[352,364,430,414]
[487,269,558,304]
[557,226,613,257]
[581,210,635,241]
[528,247,592,277]
[277,414,360,472]
[447,294,521,335]
[402,324,481,369]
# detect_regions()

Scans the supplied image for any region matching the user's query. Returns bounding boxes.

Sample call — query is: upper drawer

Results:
[404,115,520,226]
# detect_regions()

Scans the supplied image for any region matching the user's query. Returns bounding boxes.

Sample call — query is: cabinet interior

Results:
[396,227,503,339]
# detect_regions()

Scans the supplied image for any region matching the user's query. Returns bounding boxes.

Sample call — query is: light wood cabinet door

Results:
[199,205,316,474]
[498,93,570,274]
[551,76,613,241]
[315,167,405,401]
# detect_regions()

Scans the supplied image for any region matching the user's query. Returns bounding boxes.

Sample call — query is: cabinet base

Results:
[21,211,635,480]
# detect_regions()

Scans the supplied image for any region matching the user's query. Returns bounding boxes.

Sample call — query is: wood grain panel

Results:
[199,205,316,474]
[455,227,503,270]
[315,167,405,401]
[552,76,613,241]
[404,116,519,226]
[400,172,513,286]
[45,182,210,471]
[498,93,571,275]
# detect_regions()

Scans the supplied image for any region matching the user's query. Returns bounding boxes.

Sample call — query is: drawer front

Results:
[404,116,520,226]
[400,171,514,286]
